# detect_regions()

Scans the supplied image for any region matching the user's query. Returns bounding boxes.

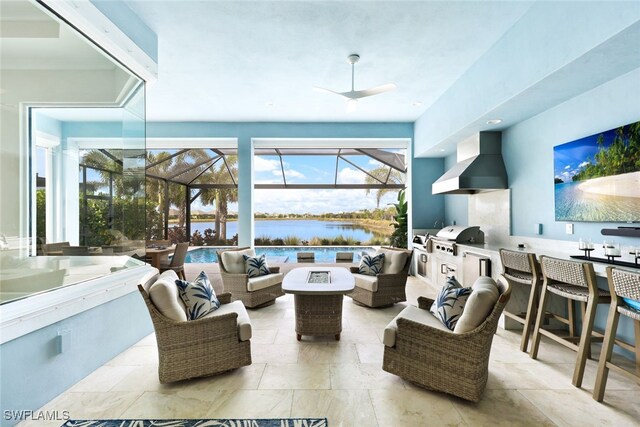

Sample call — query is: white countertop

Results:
[456,242,639,278]
[282,267,355,295]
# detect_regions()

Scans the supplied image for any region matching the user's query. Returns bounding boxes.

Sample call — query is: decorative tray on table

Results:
[307,271,331,284]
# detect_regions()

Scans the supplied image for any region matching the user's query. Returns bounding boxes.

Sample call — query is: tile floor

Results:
[19,275,640,427]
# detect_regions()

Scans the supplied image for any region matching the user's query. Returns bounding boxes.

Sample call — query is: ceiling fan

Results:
[315,54,396,112]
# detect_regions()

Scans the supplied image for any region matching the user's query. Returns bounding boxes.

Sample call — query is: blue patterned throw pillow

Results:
[358,253,385,276]
[176,271,220,320]
[430,276,472,330]
[243,254,270,277]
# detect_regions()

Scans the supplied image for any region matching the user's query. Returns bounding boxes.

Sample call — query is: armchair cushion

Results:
[358,253,385,276]
[376,248,408,274]
[176,271,221,320]
[221,248,255,274]
[383,305,450,347]
[454,277,500,334]
[202,300,252,341]
[353,273,378,292]
[148,270,187,322]
[430,276,472,330]
[243,253,271,277]
[247,273,284,291]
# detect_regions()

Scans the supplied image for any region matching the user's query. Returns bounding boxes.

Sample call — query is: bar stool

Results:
[530,256,611,387]
[593,267,640,402]
[499,249,543,352]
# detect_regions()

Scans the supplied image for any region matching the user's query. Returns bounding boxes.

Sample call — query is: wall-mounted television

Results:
[554,121,640,222]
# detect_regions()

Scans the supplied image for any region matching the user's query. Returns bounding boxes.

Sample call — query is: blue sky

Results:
[553,127,617,182]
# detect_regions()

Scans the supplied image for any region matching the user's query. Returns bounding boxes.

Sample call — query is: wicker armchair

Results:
[138,282,251,383]
[217,247,284,308]
[349,247,412,307]
[382,276,511,402]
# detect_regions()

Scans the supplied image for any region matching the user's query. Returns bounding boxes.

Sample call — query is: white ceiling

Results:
[125,0,533,122]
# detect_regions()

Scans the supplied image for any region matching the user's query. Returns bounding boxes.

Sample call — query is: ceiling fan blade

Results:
[313,86,349,98]
[351,83,397,99]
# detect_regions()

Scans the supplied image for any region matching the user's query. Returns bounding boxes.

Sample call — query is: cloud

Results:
[564,165,571,170]
[579,161,590,168]
[337,167,366,184]
[254,156,280,172]
[253,188,398,214]
[286,169,305,179]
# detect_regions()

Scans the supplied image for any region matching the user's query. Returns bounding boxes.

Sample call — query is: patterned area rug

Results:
[61,420,327,427]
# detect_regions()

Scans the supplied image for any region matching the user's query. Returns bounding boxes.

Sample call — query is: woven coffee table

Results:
[282,267,355,341]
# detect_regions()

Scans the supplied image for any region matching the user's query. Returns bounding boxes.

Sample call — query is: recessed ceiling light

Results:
[412,101,423,107]
[266,102,275,107]
[486,119,502,125]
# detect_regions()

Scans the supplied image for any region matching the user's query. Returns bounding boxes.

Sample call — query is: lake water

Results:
[555,182,640,221]
[189,219,382,242]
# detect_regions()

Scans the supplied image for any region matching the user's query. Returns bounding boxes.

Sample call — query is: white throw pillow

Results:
[148,270,187,322]
[430,276,472,330]
[453,276,500,334]
[358,253,385,276]
[376,248,408,274]
[221,248,255,274]
[176,271,221,320]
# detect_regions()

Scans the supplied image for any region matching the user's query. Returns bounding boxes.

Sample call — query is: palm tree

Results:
[364,166,404,208]
[199,155,238,241]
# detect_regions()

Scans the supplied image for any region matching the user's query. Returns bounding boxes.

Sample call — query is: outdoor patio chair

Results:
[138,270,252,383]
[62,246,89,256]
[297,252,315,263]
[382,276,511,402]
[41,241,70,255]
[336,252,354,263]
[159,242,189,280]
[217,247,284,308]
[348,247,412,307]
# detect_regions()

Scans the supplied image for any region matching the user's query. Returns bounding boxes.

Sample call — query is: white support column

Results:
[237,137,254,247]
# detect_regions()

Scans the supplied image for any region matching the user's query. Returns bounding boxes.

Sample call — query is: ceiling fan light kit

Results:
[315,53,396,112]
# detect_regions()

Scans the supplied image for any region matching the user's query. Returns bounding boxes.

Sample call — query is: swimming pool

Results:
[184,246,375,264]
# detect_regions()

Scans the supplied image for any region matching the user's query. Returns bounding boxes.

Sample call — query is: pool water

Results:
[184,246,375,264]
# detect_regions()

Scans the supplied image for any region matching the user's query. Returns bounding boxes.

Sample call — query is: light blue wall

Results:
[0,291,152,427]
[410,157,444,229]
[443,153,468,226]
[90,0,158,63]
[503,67,640,244]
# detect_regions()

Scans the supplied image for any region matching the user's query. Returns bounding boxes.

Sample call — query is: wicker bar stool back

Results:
[499,248,542,352]
[530,256,611,388]
[593,267,640,401]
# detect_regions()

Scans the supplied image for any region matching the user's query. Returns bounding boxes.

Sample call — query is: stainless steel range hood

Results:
[432,131,508,195]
